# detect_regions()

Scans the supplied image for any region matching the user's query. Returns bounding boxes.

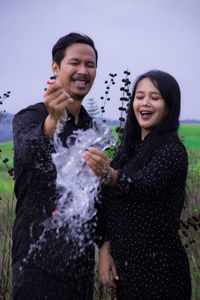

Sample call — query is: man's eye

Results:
[87,63,95,68]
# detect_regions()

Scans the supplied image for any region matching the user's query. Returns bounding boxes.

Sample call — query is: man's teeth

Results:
[74,80,87,86]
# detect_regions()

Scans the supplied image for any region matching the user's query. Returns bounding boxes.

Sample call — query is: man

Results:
[12,32,98,300]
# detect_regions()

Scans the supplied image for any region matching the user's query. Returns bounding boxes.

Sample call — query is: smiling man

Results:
[12,33,98,300]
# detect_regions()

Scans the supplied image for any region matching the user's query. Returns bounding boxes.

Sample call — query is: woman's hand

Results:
[83,147,118,186]
[83,147,110,180]
[98,241,119,298]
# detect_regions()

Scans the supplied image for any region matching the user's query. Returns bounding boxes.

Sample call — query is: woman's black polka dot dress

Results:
[101,136,191,299]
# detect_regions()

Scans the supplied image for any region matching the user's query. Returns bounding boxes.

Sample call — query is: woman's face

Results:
[133,78,168,140]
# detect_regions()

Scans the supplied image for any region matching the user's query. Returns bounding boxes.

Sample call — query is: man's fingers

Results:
[45,82,62,95]
[45,88,74,118]
[45,81,73,102]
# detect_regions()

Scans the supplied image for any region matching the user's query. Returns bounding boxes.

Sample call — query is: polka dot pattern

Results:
[101,136,191,299]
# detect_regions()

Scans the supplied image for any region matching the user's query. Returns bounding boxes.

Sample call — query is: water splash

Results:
[28,119,115,259]
[50,118,115,236]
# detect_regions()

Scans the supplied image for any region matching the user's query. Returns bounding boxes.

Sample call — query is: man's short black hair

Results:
[52,32,98,67]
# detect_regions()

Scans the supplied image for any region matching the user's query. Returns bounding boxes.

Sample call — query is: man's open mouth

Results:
[71,78,89,86]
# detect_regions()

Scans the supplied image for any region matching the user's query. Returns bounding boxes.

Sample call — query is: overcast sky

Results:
[1,0,200,120]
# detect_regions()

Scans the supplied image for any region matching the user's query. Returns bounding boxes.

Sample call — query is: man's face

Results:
[52,43,96,101]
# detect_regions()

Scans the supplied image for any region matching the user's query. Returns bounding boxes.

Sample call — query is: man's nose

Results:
[77,64,88,74]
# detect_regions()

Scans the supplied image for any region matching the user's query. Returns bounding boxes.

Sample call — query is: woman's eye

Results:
[152,97,160,101]
[136,96,143,100]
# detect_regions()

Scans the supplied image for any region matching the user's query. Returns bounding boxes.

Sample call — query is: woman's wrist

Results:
[102,167,113,185]
[100,241,111,255]
[102,167,118,188]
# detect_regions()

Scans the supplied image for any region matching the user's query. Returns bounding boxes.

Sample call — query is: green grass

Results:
[0,124,200,299]
[110,122,200,153]
[0,123,199,184]
[0,141,14,194]
[0,141,13,168]
[178,123,200,150]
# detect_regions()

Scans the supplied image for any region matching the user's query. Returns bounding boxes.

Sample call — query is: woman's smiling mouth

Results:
[140,110,153,119]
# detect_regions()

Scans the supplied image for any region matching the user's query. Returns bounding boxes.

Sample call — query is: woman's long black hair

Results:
[112,70,181,170]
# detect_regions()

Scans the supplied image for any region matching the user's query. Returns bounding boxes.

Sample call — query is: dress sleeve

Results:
[116,141,188,198]
[94,191,110,249]
[13,104,53,172]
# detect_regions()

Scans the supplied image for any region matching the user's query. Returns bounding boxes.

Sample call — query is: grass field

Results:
[110,122,200,152]
[178,123,200,150]
[0,123,200,194]
[0,141,14,194]
[0,123,200,299]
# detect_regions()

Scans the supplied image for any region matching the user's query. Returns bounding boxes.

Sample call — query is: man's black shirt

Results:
[12,102,95,280]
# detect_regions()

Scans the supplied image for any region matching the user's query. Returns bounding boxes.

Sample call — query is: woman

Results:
[83,70,191,299]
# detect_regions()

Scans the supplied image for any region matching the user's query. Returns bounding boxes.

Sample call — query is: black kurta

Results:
[102,135,191,299]
[12,102,96,299]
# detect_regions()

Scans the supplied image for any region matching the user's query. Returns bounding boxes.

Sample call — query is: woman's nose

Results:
[141,97,150,106]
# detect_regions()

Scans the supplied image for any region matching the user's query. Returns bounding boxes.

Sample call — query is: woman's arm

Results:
[98,241,119,298]
[83,141,188,197]
[83,147,118,189]
[115,140,188,197]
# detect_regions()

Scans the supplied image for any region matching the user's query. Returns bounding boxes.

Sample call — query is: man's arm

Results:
[43,81,73,138]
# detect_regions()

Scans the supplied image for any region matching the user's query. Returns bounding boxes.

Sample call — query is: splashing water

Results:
[28,119,115,259]
[50,118,115,236]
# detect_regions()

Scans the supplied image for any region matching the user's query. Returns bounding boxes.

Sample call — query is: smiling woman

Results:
[83,70,192,300]
[133,77,168,140]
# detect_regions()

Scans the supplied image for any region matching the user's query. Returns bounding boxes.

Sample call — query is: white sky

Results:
[1,0,200,120]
